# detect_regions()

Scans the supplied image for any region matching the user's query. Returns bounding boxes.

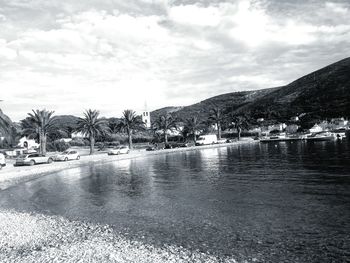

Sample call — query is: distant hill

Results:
[241,57,350,121]
[52,115,80,135]
[151,89,277,122]
[151,106,184,121]
[151,57,350,125]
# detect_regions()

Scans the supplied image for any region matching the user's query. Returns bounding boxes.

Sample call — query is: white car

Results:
[54,150,80,161]
[15,153,53,166]
[195,134,218,145]
[108,146,130,155]
[0,153,6,170]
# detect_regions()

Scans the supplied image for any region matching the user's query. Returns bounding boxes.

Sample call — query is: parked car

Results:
[108,146,130,155]
[14,153,53,166]
[0,153,6,170]
[195,134,218,145]
[54,150,80,161]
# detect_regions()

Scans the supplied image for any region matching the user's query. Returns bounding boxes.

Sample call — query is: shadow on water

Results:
[0,140,350,262]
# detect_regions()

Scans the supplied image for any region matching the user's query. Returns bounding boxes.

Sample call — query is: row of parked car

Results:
[0,146,132,169]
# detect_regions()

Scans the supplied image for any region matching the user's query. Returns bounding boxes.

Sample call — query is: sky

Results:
[0,0,349,121]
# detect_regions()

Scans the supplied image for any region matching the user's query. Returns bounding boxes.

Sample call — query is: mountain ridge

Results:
[151,57,350,124]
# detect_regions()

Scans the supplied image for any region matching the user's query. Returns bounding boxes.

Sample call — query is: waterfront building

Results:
[17,136,39,149]
[330,118,348,129]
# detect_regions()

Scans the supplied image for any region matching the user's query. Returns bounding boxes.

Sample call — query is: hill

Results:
[241,57,350,121]
[52,115,80,135]
[151,57,350,125]
[151,88,277,122]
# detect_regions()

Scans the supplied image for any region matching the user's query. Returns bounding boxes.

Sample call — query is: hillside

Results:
[151,57,350,124]
[151,88,277,122]
[52,115,80,134]
[241,57,350,121]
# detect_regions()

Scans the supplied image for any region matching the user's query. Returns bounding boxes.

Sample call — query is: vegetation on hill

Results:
[151,57,350,129]
[242,57,350,125]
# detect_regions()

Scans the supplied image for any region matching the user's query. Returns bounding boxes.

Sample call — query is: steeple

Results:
[141,101,151,129]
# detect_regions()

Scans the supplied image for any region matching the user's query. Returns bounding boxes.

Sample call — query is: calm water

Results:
[1,140,350,262]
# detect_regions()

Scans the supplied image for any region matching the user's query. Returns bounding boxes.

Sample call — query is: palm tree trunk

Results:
[217,122,221,140]
[41,134,47,155]
[90,135,95,155]
[238,127,241,141]
[164,131,168,144]
[39,130,46,155]
[193,131,196,144]
[128,130,133,149]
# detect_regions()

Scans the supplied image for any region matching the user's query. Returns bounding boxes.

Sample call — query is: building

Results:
[141,111,151,129]
[17,136,39,149]
[268,123,287,132]
[330,118,348,130]
[71,132,86,139]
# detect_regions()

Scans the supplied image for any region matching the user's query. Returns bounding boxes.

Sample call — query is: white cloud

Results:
[0,0,349,120]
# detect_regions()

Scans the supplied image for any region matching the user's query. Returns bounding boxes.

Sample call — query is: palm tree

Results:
[118,109,145,149]
[22,109,55,155]
[76,109,109,155]
[0,110,11,136]
[209,106,224,140]
[183,116,202,144]
[153,114,177,144]
[228,115,250,140]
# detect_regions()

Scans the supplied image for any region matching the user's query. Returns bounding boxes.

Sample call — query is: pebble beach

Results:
[0,209,238,263]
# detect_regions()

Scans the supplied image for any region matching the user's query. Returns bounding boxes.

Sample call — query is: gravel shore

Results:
[0,209,238,263]
[0,140,257,190]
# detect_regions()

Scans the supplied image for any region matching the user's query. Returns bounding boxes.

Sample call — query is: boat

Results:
[306,132,337,141]
[260,133,304,142]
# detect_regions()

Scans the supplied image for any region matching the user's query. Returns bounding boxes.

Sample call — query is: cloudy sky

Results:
[0,0,349,120]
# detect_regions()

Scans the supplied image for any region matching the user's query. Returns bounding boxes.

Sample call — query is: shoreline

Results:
[0,209,237,263]
[0,140,258,190]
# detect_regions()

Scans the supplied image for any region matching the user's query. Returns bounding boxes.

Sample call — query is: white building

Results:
[17,136,39,149]
[71,132,86,138]
[330,118,348,130]
[141,111,151,129]
[269,123,287,132]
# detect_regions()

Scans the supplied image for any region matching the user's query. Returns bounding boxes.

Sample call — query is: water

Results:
[1,140,350,262]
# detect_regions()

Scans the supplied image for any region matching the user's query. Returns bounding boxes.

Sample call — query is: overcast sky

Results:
[1,0,350,120]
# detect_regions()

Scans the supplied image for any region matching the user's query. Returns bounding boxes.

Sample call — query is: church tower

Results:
[141,102,151,129]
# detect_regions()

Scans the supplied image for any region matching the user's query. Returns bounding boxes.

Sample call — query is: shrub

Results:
[47,140,70,152]
[70,138,88,147]
[106,141,120,147]
[95,142,106,150]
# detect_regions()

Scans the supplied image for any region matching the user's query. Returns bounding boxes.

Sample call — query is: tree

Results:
[118,109,145,149]
[76,109,109,155]
[153,114,177,144]
[21,110,55,155]
[183,116,202,144]
[0,110,11,137]
[209,106,224,140]
[228,115,250,140]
